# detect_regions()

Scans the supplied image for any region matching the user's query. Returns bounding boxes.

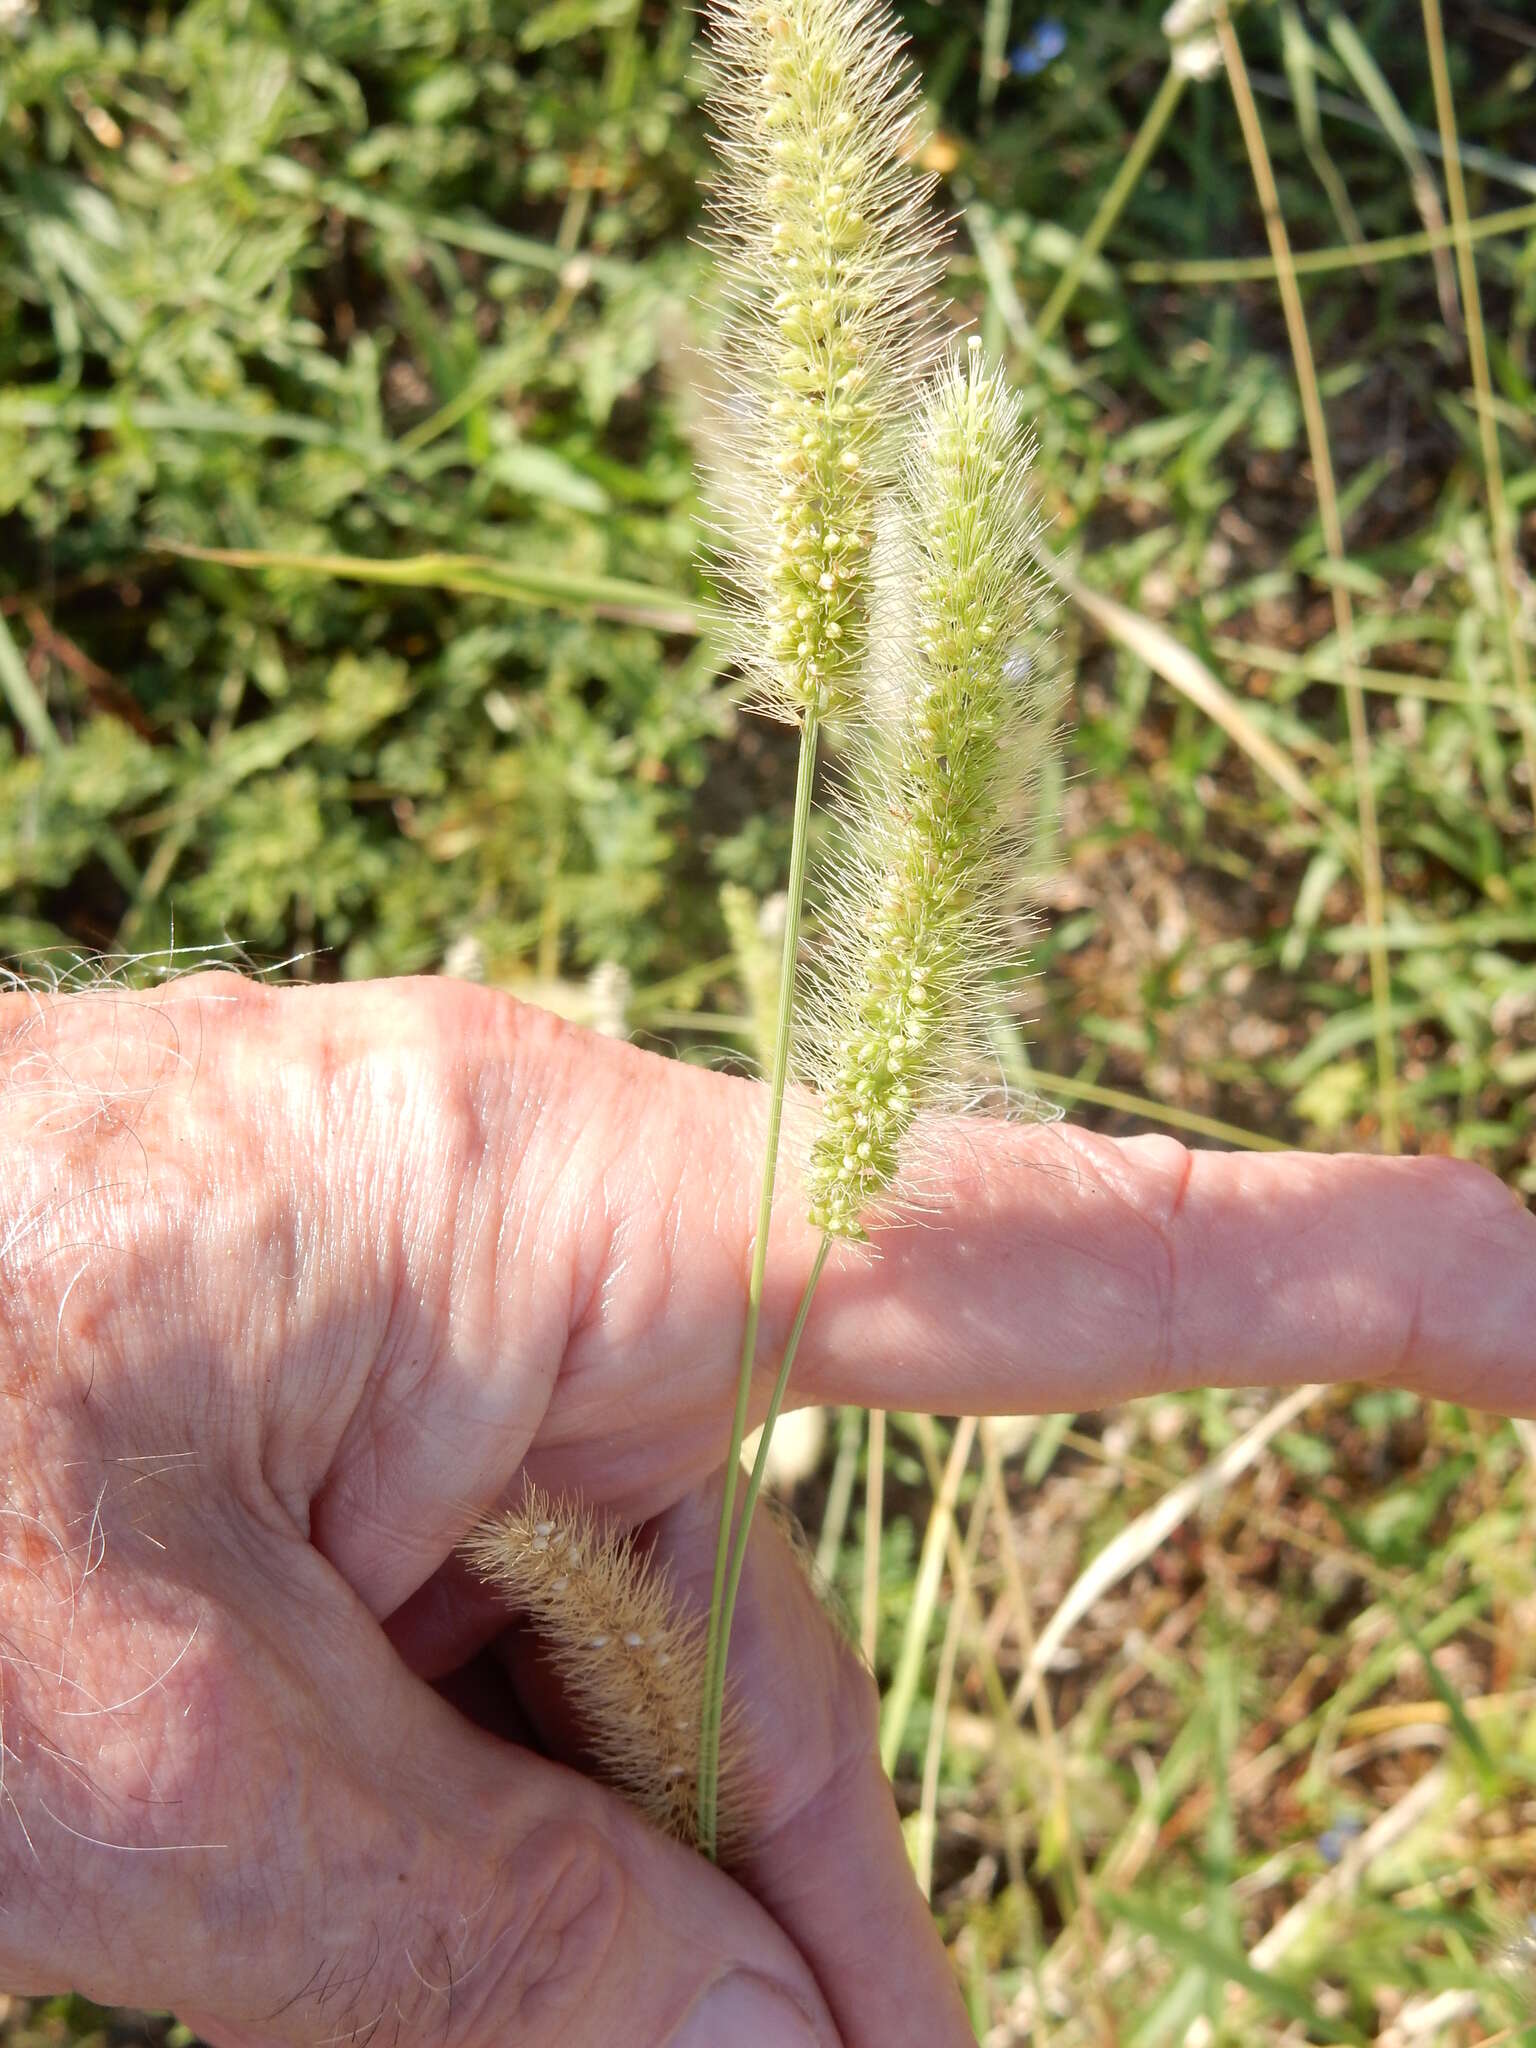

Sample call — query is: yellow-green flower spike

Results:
[804,342,1058,1238]
[704,0,942,722]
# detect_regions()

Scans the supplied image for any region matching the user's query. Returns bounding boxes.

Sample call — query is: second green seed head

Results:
[805,341,1056,1238]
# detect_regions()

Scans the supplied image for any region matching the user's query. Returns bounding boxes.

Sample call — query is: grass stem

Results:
[713,1232,834,1714]
[1124,197,1536,283]
[1419,0,1536,810]
[0,609,59,759]
[861,1408,886,1669]
[880,1416,977,1775]
[1215,1,1400,1152]
[816,1405,865,1583]
[1035,63,1186,343]
[979,1426,1105,1965]
[697,706,821,1859]
[979,0,1013,110]
[914,1463,984,1897]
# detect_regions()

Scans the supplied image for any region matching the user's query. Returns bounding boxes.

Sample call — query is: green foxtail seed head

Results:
[803,340,1058,1239]
[703,0,943,722]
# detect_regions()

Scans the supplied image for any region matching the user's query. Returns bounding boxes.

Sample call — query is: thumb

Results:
[24,1501,841,2048]
[651,1485,976,2048]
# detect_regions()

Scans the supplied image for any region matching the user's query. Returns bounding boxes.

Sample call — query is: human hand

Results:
[2,973,1531,2047]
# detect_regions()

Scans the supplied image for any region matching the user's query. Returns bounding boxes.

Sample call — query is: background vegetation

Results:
[2,0,1534,2039]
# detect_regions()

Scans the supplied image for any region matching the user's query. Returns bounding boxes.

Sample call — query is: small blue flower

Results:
[1317,1817,1365,1866]
[1011,19,1067,77]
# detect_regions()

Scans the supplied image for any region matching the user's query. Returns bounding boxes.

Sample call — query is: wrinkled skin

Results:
[1,973,1532,2047]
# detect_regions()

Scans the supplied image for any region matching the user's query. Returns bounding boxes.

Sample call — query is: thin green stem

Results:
[715,1233,833,1670]
[1124,197,1536,284]
[879,1415,978,1774]
[697,708,821,1859]
[860,1407,885,1669]
[816,1404,865,1582]
[1420,0,1536,810]
[1215,0,1399,1153]
[1035,63,1186,343]
[979,0,1013,111]
[0,608,59,758]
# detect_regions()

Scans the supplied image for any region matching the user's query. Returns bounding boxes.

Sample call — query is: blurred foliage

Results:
[4,0,1536,2040]
[0,2002,189,2048]
[2,0,1532,1175]
[1,0,729,984]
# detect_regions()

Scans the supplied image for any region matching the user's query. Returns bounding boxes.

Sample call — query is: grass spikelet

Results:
[463,1490,744,1855]
[703,0,944,722]
[803,340,1058,1239]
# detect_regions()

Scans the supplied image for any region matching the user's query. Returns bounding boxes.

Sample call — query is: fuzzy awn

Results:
[804,340,1056,1238]
[703,0,942,722]
[465,1490,745,1855]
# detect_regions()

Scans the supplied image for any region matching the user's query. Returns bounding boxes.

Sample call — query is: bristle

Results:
[462,1490,747,1856]
[800,343,1060,1238]
[701,0,945,723]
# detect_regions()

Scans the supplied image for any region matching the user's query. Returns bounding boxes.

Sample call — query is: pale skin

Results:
[1,974,1533,2048]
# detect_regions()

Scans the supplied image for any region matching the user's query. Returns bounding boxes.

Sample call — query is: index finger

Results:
[527,1002,1536,1501]
[772,1121,1536,1417]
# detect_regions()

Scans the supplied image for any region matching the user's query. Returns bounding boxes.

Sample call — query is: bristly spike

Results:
[801,345,1061,1239]
[702,0,945,724]
[462,1490,747,1856]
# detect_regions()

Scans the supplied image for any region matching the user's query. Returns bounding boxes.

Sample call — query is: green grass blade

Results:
[0,607,59,757]
[1107,1897,1371,2044]
[1324,9,1458,320]
[163,544,703,634]
[1125,199,1536,282]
